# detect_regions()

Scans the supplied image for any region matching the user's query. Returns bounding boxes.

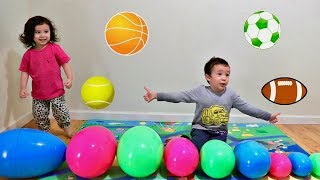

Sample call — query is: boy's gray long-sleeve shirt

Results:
[157,85,271,132]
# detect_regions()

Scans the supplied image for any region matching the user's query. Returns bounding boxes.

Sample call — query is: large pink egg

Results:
[66,126,117,178]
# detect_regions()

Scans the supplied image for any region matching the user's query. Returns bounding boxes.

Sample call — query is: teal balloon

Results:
[234,140,271,179]
[117,126,163,177]
[310,153,320,177]
[200,140,235,179]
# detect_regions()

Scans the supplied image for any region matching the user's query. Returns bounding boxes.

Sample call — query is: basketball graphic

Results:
[105,12,149,56]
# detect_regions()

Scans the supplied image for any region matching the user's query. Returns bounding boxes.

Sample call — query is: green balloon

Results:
[200,140,235,179]
[310,153,320,177]
[117,126,163,177]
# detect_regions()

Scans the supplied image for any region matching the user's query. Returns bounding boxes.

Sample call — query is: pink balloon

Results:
[269,153,292,178]
[66,126,117,178]
[164,137,199,176]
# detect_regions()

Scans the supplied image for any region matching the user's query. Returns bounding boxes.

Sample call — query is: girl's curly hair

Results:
[19,16,59,48]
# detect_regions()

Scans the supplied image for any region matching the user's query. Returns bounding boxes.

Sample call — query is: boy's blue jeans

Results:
[190,128,228,151]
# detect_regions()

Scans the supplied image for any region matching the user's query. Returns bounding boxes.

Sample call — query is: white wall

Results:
[0,0,33,131]
[1,0,320,131]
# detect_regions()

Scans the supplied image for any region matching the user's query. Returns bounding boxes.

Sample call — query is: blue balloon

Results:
[288,152,313,177]
[234,140,271,179]
[0,128,66,178]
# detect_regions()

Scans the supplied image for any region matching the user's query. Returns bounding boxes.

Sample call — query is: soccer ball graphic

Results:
[244,11,281,49]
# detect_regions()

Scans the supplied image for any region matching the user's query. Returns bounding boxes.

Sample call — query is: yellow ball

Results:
[81,76,115,109]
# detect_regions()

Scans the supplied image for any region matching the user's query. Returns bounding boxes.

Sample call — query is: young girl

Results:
[19,16,74,138]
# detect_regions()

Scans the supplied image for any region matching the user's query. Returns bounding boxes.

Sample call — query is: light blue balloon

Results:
[234,140,270,179]
[288,152,313,177]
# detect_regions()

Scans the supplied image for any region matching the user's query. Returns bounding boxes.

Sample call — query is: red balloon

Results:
[269,153,292,178]
[164,137,199,176]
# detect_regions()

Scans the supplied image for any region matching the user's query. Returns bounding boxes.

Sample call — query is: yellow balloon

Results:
[81,76,115,109]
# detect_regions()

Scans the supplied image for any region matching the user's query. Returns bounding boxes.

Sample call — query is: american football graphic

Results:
[261,77,307,105]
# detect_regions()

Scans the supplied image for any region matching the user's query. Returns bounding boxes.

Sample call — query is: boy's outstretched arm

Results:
[269,112,281,124]
[143,86,157,103]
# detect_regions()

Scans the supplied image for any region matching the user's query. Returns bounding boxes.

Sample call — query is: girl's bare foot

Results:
[64,128,75,138]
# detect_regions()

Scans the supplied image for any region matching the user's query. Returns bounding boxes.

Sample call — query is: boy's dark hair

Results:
[204,57,229,75]
[19,16,59,48]
[204,57,229,83]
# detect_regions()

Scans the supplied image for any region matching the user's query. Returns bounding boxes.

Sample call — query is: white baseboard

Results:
[0,112,33,132]
[70,110,320,124]
[2,111,319,133]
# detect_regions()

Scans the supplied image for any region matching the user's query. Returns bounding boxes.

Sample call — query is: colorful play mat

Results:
[39,119,317,180]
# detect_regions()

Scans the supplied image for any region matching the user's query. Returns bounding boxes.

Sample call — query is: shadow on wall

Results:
[2,49,31,129]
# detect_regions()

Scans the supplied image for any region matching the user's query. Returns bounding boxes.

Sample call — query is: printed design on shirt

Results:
[201,105,229,126]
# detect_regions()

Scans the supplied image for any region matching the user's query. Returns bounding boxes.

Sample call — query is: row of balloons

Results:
[1,126,319,179]
[67,125,320,179]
